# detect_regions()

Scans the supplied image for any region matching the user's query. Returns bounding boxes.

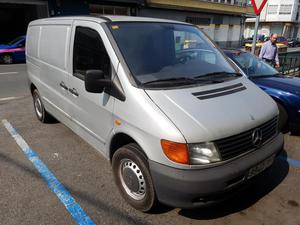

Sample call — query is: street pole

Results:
[251,15,260,54]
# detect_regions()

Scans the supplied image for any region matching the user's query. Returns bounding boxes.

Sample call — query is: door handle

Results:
[59,81,68,90]
[69,88,79,97]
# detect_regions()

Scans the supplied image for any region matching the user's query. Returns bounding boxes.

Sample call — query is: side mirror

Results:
[85,70,111,93]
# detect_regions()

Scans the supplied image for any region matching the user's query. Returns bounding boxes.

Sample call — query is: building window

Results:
[279,4,292,14]
[268,5,278,14]
[89,4,130,16]
[186,17,211,25]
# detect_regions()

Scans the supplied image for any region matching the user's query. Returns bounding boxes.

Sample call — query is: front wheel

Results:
[112,143,157,212]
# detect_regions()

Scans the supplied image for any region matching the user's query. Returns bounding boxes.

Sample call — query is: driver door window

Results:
[73,26,110,80]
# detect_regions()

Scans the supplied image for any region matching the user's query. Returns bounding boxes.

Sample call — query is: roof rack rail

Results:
[89,14,112,22]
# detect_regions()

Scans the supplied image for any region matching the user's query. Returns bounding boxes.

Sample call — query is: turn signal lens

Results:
[161,140,189,164]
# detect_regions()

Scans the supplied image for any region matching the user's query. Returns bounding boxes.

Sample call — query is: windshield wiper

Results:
[194,71,242,79]
[142,77,196,86]
[250,73,282,79]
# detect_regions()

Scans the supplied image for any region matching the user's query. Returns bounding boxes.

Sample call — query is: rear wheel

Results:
[276,102,289,133]
[32,89,53,123]
[112,143,157,212]
[2,54,12,64]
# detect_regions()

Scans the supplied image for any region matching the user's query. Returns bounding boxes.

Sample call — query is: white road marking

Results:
[0,72,18,75]
[0,96,24,102]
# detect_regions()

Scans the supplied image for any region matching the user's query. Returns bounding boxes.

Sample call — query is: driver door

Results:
[68,20,117,153]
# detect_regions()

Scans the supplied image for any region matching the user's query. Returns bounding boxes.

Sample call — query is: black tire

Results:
[32,89,53,123]
[2,54,12,64]
[112,143,157,212]
[276,102,289,133]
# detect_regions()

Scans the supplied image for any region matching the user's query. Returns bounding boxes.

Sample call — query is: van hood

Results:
[145,77,278,143]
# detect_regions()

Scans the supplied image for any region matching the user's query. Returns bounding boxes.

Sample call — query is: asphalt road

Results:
[0,64,299,225]
[0,64,30,99]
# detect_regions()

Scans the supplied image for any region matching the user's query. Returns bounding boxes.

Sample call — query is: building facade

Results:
[244,0,300,38]
[0,0,255,47]
[139,0,254,47]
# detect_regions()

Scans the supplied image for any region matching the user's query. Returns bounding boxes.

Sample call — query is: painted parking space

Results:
[279,155,300,167]
[0,116,76,225]
[2,119,95,225]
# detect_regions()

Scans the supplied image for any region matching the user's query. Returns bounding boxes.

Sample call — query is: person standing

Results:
[259,33,280,68]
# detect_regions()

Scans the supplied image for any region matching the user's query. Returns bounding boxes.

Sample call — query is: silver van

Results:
[26,16,283,212]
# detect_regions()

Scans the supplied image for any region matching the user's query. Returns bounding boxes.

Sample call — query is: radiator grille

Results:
[215,116,278,160]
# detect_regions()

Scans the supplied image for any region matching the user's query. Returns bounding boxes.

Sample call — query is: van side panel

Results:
[39,25,70,70]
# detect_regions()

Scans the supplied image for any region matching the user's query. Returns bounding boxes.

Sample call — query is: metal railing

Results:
[279,51,300,76]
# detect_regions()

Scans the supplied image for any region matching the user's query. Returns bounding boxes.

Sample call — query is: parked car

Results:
[264,36,288,46]
[0,35,26,64]
[243,37,253,46]
[287,38,300,47]
[276,36,288,46]
[26,16,283,211]
[224,49,300,132]
[242,34,265,46]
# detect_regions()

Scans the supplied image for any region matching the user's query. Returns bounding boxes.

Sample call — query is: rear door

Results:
[68,20,117,152]
[36,24,72,121]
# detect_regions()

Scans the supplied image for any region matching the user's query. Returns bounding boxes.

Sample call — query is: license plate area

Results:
[247,155,275,179]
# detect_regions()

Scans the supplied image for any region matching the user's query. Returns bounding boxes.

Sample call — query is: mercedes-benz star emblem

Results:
[252,128,263,147]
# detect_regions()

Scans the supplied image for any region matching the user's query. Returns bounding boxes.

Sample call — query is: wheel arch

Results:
[30,83,37,96]
[109,132,148,163]
[271,95,290,115]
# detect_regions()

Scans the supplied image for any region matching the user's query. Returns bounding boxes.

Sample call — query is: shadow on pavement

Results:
[178,150,289,220]
[290,130,300,136]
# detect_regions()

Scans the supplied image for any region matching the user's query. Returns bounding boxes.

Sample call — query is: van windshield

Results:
[108,22,239,88]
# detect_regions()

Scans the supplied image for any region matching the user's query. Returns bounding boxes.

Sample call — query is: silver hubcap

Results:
[119,159,146,200]
[34,95,43,119]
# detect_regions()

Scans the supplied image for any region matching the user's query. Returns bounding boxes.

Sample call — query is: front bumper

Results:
[149,133,284,208]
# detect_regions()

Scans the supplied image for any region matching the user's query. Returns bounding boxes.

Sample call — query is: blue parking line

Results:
[278,155,300,167]
[2,120,95,225]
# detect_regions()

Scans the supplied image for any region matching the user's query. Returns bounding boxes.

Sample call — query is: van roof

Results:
[29,15,188,26]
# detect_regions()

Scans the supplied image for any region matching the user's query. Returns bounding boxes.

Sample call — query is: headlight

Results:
[189,142,221,165]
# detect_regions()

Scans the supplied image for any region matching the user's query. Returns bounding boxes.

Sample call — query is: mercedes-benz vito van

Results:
[26,16,283,212]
